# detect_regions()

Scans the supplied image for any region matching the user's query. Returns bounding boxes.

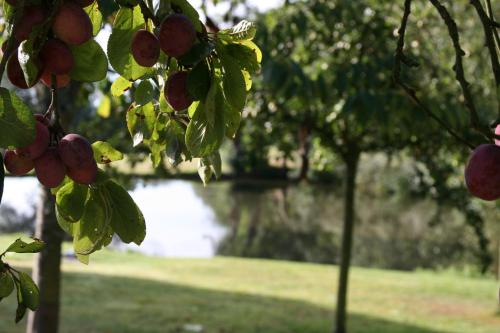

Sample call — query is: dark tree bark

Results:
[298,125,311,181]
[26,187,64,333]
[334,151,360,333]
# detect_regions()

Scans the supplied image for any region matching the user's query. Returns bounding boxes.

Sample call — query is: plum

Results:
[40,38,74,75]
[7,51,42,89]
[67,159,97,185]
[14,6,46,42]
[34,148,66,188]
[16,121,50,160]
[464,144,500,201]
[165,71,193,111]
[40,70,71,88]
[495,124,500,146]
[4,150,34,176]
[34,114,50,126]
[58,134,94,168]
[131,30,160,67]
[52,2,92,46]
[159,14,196,58]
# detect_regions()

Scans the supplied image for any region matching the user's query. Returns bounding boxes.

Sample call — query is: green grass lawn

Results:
[0,235,499,333]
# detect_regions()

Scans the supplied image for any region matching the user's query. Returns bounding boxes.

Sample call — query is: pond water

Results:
[0,177,483,270]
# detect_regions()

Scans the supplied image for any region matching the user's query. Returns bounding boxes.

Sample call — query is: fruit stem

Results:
[139,0,160,27]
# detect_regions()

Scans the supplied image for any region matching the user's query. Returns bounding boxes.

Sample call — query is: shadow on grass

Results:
[0,271,451,333]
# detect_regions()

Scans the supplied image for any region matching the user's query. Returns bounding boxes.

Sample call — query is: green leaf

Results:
[97,95,111,118]
[208,151,222,179]
[170,0,202,32]
[178,42,214,67]
[76,253,89,265]
[225,43,261,74]
[220,90,241,139]
[134,80,155,106]
[111,76,132,97]
[0,271,14,298]
[198,160,213,186]
[238,40,262,63]
[218,20,256,42]
[15,303,26,323]
[0,88,35,148]
[5,239,44,254]
[73,189,111,256]
[220,55,247,112]
[56,207,75,237]
[18,41,41,87]
[104,180,146,245]
[84,1,103,36]
[18,271,39,311]
[70,40,108,82]
[187,60,211,101]
[205,77,218,127]
[92,141,124,164]
[56,181,88,223]
[126,103,156,146]
[108,6,152,80]
[185,102,225,157]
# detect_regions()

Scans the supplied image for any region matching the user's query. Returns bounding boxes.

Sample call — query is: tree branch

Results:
[427,0,494,142]
[393,0,475,149]
[470,0,500,122]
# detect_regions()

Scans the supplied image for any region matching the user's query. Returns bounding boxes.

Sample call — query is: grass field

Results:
[0,235,499,333]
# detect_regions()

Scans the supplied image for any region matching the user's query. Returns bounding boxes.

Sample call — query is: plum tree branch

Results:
[393,0,476,150]
[470,0,500,123]
[427,0,494,141]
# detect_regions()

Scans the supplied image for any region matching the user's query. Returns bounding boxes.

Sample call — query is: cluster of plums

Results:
[4,0,95,89]
[464,125,500,201]
[131,13,196,111]
[3,115,97,188]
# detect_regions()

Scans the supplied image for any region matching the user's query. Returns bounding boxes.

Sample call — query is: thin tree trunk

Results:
[334,152,360,333]
[298,125,310,181]
[26,187,64,333]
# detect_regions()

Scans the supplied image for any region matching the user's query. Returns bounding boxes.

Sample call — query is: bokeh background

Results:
[1,0,500,332]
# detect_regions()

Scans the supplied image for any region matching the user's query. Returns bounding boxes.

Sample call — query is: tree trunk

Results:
[298,125,310,181]
[334,151,360,333]
[26,187,64,333]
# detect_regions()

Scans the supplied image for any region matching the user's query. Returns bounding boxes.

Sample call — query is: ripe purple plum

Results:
[40,38,74,75]
[58,134,94,168]
[52,2,92,46]
[7,51,42,89]
[34,114,50,126]
[464,144,500,201]
[14,6,46,42]
[40,70,71,88]
[159,14,196,58]
[34,148,66,188]
[16,121,50,160]
[67,160,97,185]
[4,150,34,176]
[165,71,193,111]
[495,124,500,146]
[131,30,160,67]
